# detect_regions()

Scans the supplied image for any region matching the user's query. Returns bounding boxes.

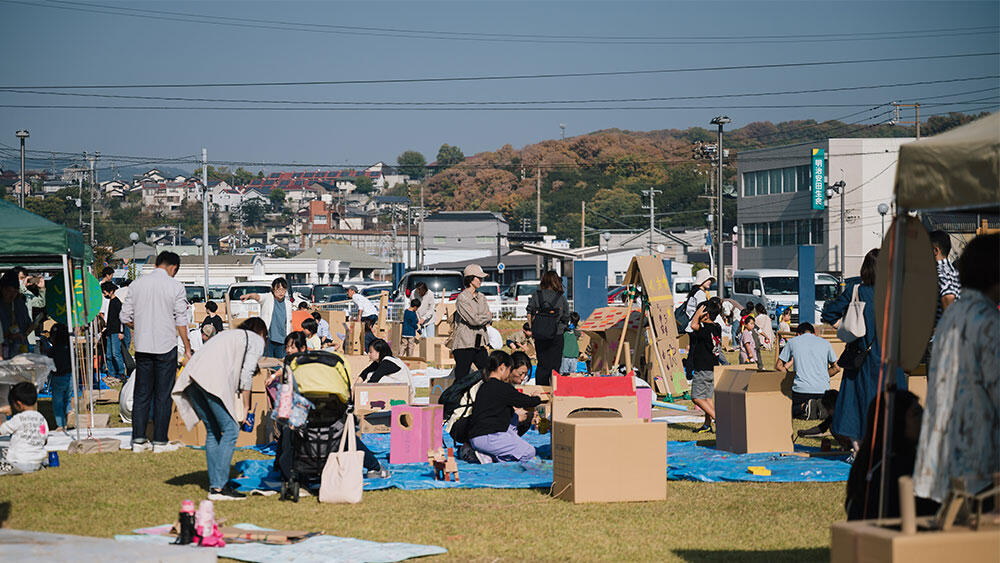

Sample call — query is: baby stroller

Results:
[274,350,352,502]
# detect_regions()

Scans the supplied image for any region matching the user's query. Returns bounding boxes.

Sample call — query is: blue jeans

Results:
[50,373,72,428]
[133,348,176,443]
[185,383,239,491]
[123,326,132,352]
[266,340,286,359]
[105,335,125,378]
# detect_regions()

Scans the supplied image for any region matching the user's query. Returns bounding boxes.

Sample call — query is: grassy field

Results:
[1,394,845,562]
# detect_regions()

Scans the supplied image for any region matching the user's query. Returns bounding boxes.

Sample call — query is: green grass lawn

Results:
[2,395,845,562]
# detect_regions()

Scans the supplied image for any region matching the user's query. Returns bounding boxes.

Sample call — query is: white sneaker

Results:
[152,442,181,453]
[131,441,152,453]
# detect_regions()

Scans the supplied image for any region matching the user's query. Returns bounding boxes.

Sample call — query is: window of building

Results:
[742,223,754,248]
[476,236,493,244]
[811,218,824,245]
[798,165,811,192]
[782,221,796,245]
[767,221,781,246]
[769,170,783,195]
[433,236,447,245]
[743,173,755,197]
[783,167,797,193]
[313,216,327,224]
[797,219,811,245]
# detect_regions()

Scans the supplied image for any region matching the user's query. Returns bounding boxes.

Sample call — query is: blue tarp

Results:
[230,430,850,492]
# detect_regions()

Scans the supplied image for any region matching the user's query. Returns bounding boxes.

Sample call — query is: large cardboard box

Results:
[341,354,371,379]
[255,357,282,392]
[552,417,667,503]
[346,321,365,355]
[831,518,1000,563]
[168,392,271,447]
[356,408,392,434]
[550,374,637,422]
[400,357,427,370]
[192,302,207,324]
[433,302,456,337]
[388,321,402,352]
[428,375,454,406]
[389,404,443,464]
[715,367,792,454]
[353,383,410,410]
[420,336,452,367]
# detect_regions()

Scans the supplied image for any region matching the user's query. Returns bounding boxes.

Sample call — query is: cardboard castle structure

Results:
[578,256,685,396]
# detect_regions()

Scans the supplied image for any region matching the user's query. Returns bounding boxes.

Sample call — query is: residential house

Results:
[422,211,510,265]
[101,179,130,198]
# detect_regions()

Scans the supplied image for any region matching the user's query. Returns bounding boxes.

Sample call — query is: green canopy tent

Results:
[0,199,99,439]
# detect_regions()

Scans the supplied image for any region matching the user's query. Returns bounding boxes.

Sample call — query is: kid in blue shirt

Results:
[401,299,420,357]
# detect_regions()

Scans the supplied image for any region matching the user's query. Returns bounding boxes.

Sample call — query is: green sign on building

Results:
[811,148,825,210]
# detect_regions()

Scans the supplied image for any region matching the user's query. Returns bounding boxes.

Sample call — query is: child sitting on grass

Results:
[1,382,48,475]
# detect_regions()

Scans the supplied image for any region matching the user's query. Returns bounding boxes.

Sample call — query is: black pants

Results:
[534,337,562,386]
[792,391,825,419]
[133,348,177,443]
[453,347,489,382]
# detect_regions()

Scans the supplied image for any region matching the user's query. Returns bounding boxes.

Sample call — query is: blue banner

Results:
[811,148,826,210]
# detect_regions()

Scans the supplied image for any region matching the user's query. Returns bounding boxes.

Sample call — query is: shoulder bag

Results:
[836,285,866,343]
[319,412,364,504]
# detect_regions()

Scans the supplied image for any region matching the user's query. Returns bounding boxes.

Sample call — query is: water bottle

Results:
[47,451,60,467]
[241,405,255,433]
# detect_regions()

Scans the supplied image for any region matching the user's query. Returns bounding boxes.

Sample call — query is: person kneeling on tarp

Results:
[465,350,543,462]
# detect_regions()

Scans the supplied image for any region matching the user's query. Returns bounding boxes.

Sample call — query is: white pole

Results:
[202,148,210,296]
[61,255,81,441]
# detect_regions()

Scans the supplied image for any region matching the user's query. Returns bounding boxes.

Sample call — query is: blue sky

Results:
[0,0,997,172]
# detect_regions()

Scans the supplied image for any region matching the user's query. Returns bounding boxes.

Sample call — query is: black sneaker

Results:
[209,487,247,501]
[695,423,714,434]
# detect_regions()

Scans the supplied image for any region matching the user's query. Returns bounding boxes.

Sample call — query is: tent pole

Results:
[80,265,95,435]
[877,211,908,518]
[62,255,81,442]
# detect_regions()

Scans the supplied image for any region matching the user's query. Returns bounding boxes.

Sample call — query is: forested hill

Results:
[405,111,984,246]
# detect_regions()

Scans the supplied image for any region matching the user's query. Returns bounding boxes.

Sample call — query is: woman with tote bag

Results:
[172,318,267,501]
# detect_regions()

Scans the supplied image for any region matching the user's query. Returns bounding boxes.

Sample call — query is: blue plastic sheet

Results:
[230,430,849,491]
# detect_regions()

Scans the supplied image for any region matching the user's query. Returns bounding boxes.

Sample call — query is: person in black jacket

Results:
[526,270,570,386]
[466,350,543,462]
[100,282,126,380]
[201,301,224,334]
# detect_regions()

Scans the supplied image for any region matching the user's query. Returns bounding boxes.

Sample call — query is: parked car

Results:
[226,282,271,320]
[313,283,349,305]
[291,283,315,303]
[393,270,464,303]
[731,269,840,325]
[207,285,228,301]
[451,280,502,317]
[184,285,205,304]
[504,280,539,319]
[361,283,393,299]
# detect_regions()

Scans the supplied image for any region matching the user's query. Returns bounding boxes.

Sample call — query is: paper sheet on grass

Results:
[116,523,447,563]
[0,426,133,451]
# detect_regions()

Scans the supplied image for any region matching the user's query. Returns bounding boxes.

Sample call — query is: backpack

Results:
[530,290,561,340]
[444,379,483,444]
[674,289,699,332]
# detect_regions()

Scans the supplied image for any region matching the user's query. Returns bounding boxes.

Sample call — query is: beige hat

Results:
[463,264,488,278]
[694,269,715,287]
[201,324,217,338]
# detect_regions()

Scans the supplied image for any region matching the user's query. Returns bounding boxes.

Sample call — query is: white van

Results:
[731,269,840,324]
[503,280,539,319]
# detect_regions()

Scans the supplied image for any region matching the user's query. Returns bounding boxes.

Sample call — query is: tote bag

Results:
[319,414,364,504]
[836,285,867,343]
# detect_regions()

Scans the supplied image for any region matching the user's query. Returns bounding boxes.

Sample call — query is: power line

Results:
[1,51,996,90]
[1,75,994,106]
[8,0,998,46]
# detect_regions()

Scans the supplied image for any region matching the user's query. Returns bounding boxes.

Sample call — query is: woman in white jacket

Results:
[172,317,267,501]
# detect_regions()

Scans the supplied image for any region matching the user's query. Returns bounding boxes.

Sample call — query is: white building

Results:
[736,137,913,277]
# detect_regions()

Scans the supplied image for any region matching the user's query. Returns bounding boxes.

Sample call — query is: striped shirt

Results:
[935,258,961,325]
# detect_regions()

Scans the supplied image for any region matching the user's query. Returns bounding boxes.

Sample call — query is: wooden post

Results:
[612,291,635,369]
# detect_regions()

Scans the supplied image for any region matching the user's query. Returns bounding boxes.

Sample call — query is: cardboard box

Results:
[291,310,311,332]
[353,383,410,410]
[429,375,454,406]
[346,321,365,355]
[388,321,402,352]
[192,302,207,324]
[167,393,271,447]
[420,336,452,367]
[255,357,282,392]
[552,417,667,503]
[341,354,371,379]
[434,302,455,337]
[831,517,1000,563]
[389,404,443,464]
[907,375,927,406]
[400,357,428,370]
[715,367,793,454]
[356,408,392,434]
[550,374,637,422]
[636,387,652,421]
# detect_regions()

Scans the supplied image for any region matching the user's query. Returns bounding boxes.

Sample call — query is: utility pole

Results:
[893,102,921,139]
[418,183,425,269]
[406,202,412,269]
[202,148,210,296]
[641,188,661,255]
[711,116,731,298]
[580,201,586,249]
[15,130,28,208]
[535,166,542,278]
[88,151,99,246]
[77,176,83,230]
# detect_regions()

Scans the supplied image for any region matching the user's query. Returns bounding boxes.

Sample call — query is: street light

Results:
[827,180,847,279]
[129,231,139,273]
[602,232,612,284]
[877,203,890,240]
[15,130,28,208]
[710,116,730,298]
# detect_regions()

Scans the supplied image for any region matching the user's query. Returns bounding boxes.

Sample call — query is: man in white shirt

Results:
[347,286,379,324]
[120,252,191,453]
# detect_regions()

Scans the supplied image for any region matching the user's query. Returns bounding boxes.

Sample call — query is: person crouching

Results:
[466,350,543,462]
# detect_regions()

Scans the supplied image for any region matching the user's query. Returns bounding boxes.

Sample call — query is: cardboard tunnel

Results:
[551,374,637,422]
